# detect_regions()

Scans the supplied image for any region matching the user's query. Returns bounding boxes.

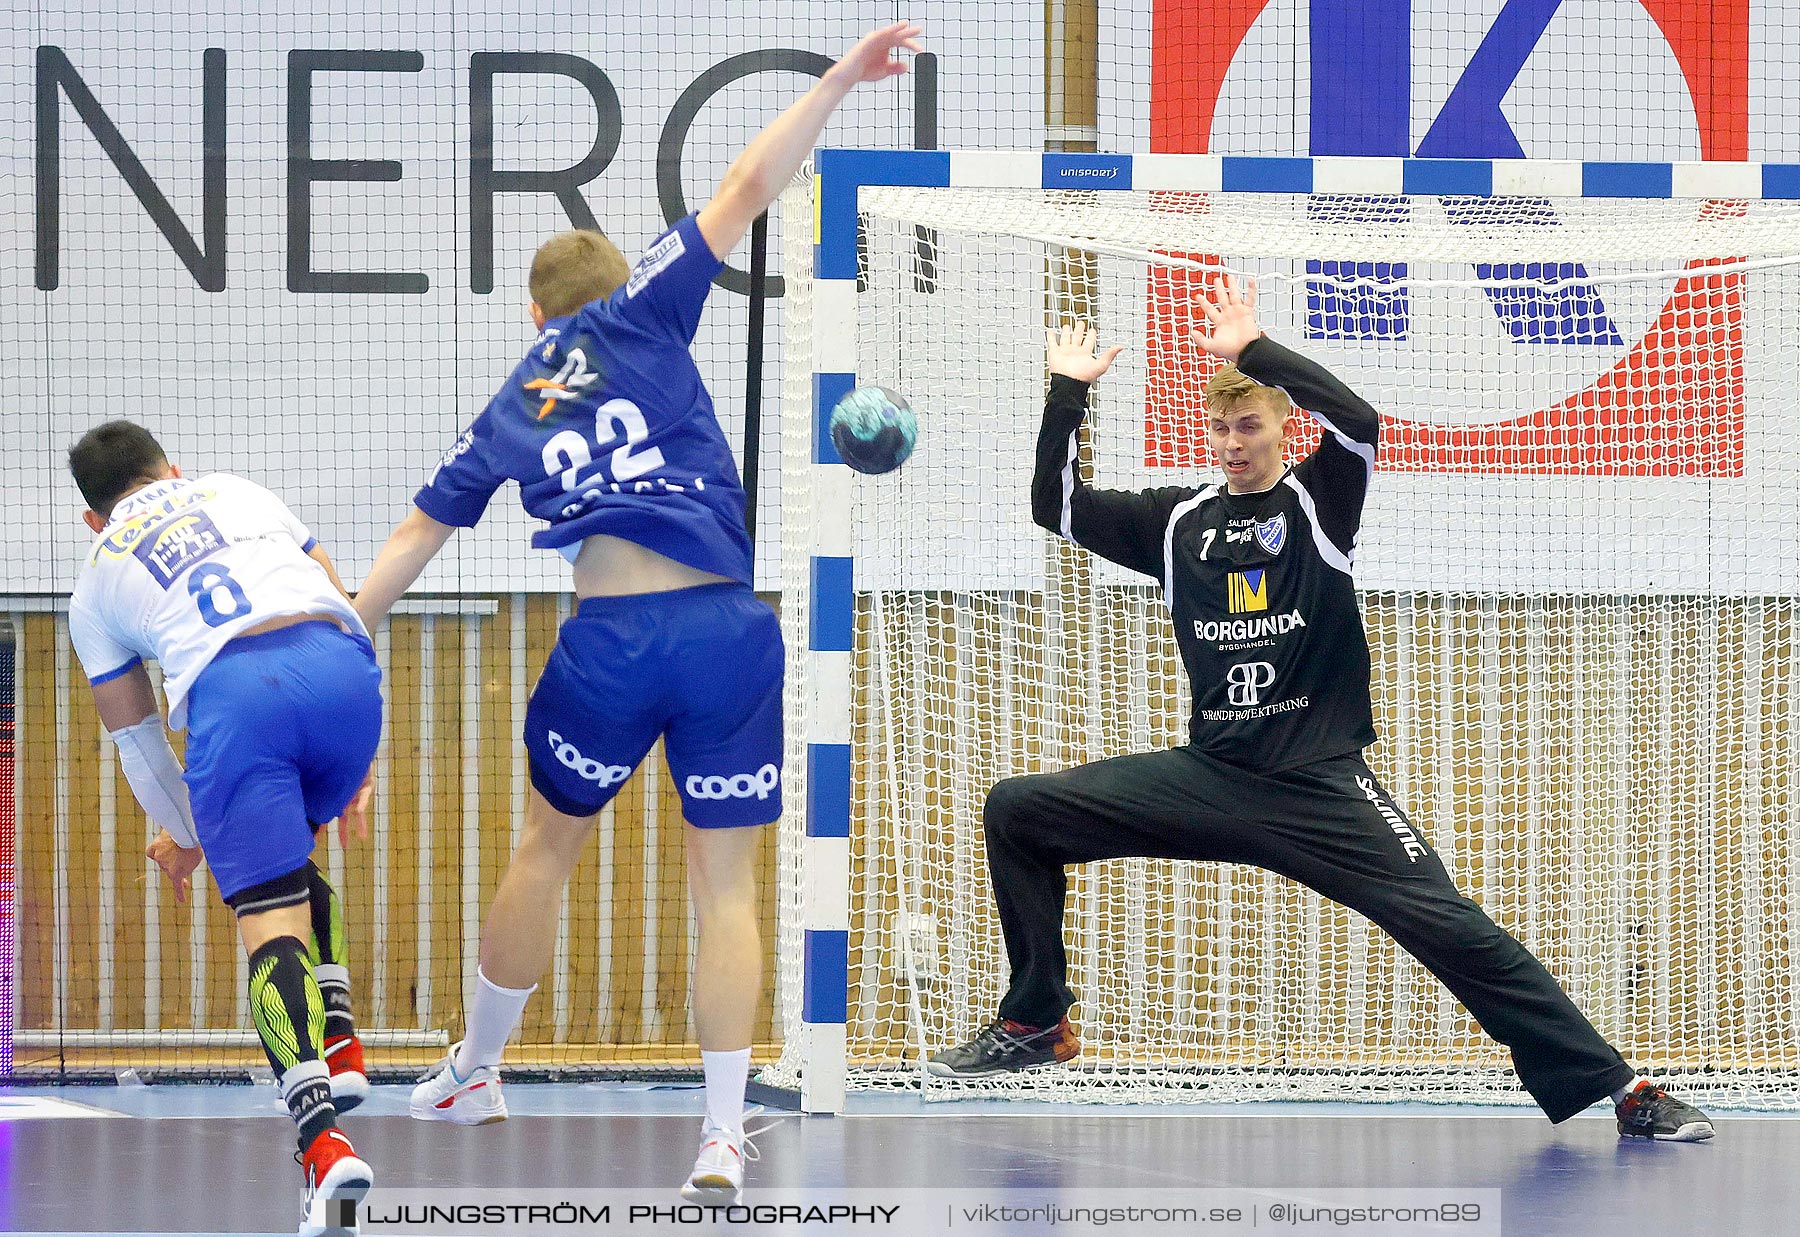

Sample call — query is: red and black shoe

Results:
[926,1015,1080,1078]
[323,1034,369,1114]
[1616,1081,1715,1142]
[297,1127,372,1236]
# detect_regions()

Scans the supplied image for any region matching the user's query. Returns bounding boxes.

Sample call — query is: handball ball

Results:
[829,385,917,475]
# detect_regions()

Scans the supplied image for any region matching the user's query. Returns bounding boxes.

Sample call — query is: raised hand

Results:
[832,21,924,85]
[1046,322,1125,383]
[1189,273,1262,362]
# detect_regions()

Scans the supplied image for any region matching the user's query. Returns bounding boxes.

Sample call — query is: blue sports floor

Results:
[0,1083,1791,1235]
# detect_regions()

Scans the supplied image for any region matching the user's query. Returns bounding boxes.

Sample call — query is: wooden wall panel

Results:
[10,589,1795,1074]
[381,617,425,1030]
[62,626,101,1031]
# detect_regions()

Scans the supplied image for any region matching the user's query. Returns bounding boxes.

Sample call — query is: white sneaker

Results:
[680,1120,761,1203]
[408,1042,507,1125]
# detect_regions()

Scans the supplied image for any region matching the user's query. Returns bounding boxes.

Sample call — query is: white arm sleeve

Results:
[110,718,200,848]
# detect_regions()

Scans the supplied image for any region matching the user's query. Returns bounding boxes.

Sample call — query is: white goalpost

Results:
[766,150,1800,1113]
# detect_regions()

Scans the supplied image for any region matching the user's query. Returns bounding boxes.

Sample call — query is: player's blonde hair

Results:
[1204,363,1291,421]
[529,230,631,318]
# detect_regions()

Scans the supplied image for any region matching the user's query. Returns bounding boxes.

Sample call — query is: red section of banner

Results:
[1150,0,1269,155]
[1145,253,1224,466]
[1642,0,1749,161]
[1146,1,1750,479]
[1383,265,1745,476]
[1151,262,1745,478]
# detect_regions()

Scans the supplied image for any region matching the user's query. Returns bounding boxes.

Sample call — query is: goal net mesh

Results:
[770,174,1800,1107]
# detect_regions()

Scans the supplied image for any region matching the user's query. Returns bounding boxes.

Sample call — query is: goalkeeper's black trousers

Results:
[983,746,1636,1123]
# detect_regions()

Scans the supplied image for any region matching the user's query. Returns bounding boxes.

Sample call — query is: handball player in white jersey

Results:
[353,20,924,1203]
[66,420,382,1233]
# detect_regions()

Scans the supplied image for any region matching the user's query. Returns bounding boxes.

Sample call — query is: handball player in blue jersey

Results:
[352,21,923,1200]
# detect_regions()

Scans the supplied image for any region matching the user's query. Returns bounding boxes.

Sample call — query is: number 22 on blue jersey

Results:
[541,398,667,510]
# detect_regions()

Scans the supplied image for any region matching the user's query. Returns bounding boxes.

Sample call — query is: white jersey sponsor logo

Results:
[1194,610,1306,644]
[1200,695,1310,721]
[545,730,632,788]
[685,764,780,801]
[626,228,686,297]
[1225,660,1276,706]
[92,484,216,561]
[429,428,476,485]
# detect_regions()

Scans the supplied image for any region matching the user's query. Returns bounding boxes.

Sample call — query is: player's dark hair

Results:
[68,420,170,516]
[530,230,632,318]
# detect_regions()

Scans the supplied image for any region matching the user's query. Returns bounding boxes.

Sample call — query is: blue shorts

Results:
[183,621,384,900]
[525,582,784,827]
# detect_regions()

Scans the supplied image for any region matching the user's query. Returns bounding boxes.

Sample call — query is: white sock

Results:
[1612,1077,1649,1105]
[702,1048,752,1133]
[455,969,537,1074]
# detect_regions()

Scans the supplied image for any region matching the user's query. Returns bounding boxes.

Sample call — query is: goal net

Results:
[769,160,1800,1108]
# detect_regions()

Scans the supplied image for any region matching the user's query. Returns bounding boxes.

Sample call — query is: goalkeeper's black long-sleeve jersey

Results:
[1031,335,1382,772]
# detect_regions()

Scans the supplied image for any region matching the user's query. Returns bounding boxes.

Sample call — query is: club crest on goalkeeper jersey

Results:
[414,213,753,585]
[1031,336,1382,772]
[67,474,365,730]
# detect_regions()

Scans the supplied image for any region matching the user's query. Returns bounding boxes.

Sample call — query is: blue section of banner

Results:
[807,743,851,840]
[1416,0,1560,159]
[1311,0,1410,156]
[1307,259,1411,341]
[1472,260,1624,345]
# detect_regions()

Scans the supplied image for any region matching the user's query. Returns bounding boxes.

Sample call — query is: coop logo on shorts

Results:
[1225,661,1275,707]
[545,730,630,788]
[686,764,781,801]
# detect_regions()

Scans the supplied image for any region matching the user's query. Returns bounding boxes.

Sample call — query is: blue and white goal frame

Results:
[790,148,1800,1114]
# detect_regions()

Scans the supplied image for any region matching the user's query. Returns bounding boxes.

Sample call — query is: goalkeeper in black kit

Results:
[929,276,1713,1141]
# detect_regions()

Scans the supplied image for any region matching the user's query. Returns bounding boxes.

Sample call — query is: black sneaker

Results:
[926,1016,1080,1078]
[1616,1082,1715,1142]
